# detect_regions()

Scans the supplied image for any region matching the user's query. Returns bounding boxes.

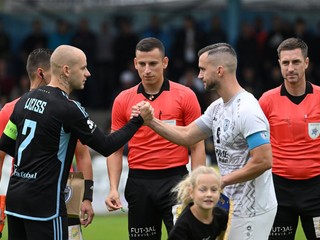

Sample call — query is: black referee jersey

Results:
[0,85,143,221]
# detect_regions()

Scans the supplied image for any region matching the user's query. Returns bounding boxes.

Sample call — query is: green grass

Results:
[82,214,168,240]
[0,214,307,240]
[0,214,168,240]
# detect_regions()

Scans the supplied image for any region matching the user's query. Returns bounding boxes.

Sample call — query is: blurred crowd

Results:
[1,14,320,112]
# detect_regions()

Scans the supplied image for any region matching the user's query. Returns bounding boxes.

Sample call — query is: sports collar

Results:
[280,81,313,104]
[137,78,170,101]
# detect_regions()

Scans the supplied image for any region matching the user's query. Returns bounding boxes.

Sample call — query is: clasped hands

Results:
[132,101,154,125]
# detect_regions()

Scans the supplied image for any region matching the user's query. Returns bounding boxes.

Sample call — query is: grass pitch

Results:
[0,214,307,239]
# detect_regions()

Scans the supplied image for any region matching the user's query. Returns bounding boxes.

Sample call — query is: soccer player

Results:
[136,42,277,240]
[0,45,152,240]
[0,48,93,240]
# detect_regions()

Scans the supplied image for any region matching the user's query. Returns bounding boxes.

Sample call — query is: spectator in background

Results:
[95,20,115,109]
[0,96,6,110]
[0,19,11,60]
[118,62,139,90]
[109,62,139,110]
[72,18,96,62]
[235,21,259,74]
[9,73,30,100]
[292,17,318,84]
[140,15,172,57]
[179,67,207,112]
[292,18,314,45]
[71,18,97,108]
[141,15,164,41]
[0,58,16,102]
[206,15,227,45]
[171,15,206,81]
[312,20,320,86]
[20,19,48,62]
[113,17,139,92]
[48,19,73,50]
[264,15,292,71]
[268,65,283,89]
[239,65,264,98]
[253,16,268,62]
[17,18,48,81]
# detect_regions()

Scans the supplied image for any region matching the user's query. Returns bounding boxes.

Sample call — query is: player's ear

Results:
[62,65,70,76]
[134,58,139,70]
[37,68,45,80]
[163,57,169,69]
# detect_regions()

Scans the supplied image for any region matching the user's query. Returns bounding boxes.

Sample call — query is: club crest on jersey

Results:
[308,123,320,139]
[223,119,230,132]
[64,186,72,203]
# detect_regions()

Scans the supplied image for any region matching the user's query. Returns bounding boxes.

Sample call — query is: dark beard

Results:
[205,81,217,92]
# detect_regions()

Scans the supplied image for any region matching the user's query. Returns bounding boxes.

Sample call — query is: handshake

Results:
[131,101,155,125]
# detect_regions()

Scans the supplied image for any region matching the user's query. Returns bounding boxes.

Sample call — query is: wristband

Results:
[83,180,94,202]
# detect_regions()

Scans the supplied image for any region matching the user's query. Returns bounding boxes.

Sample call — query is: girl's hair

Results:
[172,166,221,209]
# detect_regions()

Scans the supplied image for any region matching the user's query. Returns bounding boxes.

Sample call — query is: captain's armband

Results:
[3,120,17,140]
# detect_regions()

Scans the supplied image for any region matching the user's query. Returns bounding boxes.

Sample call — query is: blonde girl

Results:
[168,166,228,240]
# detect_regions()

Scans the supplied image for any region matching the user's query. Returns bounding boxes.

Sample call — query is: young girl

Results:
[168,166,228,240]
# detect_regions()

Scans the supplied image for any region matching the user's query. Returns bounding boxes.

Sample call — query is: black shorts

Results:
[125,166,188,240]
[7,215,68,240]
[68,217,80,226]
[269,174,320,240]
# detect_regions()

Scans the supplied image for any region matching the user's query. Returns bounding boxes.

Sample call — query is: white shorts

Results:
[227,207,277,240]
[68,224,83,240]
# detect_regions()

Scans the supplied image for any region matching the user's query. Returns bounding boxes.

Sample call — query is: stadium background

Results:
[0,0,319,239]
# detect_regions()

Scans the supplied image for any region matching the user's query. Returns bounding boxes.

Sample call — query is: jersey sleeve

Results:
[182,88,202,125]
[240,97,269,139]
[0,103,12,136]
[195,98,223,137]
[0,117,18,157]
[111,91,129,131]
[0,133,15,157]
[258,93,270,118]
[0,110,8,136]
[66,102,144,157]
